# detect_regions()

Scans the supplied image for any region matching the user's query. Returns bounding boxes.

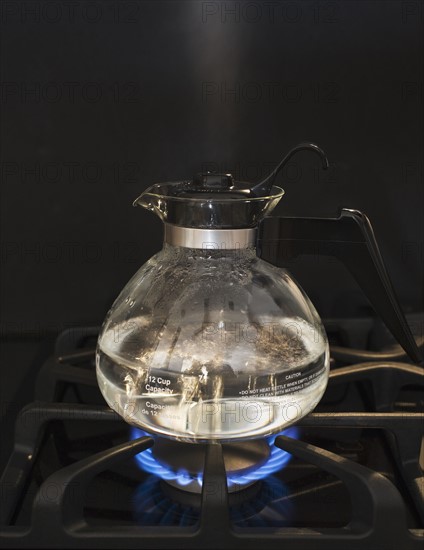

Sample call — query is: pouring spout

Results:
[133,185,169,222]
[250,142,329,197]
[132,190,152,209]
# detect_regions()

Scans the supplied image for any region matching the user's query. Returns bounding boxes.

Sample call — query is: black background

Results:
[0,1,423,407]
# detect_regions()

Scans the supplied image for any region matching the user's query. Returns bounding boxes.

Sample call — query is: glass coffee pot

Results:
[96,143,330,442]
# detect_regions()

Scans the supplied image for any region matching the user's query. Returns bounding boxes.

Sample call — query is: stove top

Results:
[1,320,423,549]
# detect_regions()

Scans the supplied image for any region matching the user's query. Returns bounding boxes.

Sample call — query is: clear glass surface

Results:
[96,244,330,442]
[133,183,285,228]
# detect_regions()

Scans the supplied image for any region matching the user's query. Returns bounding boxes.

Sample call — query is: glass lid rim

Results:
[137,184,285,203]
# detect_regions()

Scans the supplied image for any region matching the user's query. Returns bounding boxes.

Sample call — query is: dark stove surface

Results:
[1,321,423,549]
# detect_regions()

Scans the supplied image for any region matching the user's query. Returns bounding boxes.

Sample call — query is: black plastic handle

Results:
[258,208,422,364]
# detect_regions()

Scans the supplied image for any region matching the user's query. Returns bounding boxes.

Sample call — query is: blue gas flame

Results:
[130,426,299,488]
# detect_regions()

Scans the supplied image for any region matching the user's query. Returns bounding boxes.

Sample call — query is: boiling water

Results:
[96,317,329,442]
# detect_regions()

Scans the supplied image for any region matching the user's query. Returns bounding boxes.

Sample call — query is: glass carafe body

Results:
[96,242,329,442]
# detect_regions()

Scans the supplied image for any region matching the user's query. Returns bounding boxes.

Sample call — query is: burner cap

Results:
[151,438,270,493]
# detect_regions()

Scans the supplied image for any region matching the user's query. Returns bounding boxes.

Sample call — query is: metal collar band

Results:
[164,224,257,249]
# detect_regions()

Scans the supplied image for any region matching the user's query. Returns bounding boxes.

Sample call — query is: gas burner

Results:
[131,427,299,493]
[132,472,293,527]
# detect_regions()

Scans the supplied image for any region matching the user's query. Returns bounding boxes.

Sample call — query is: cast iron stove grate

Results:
[1,324,423,549]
